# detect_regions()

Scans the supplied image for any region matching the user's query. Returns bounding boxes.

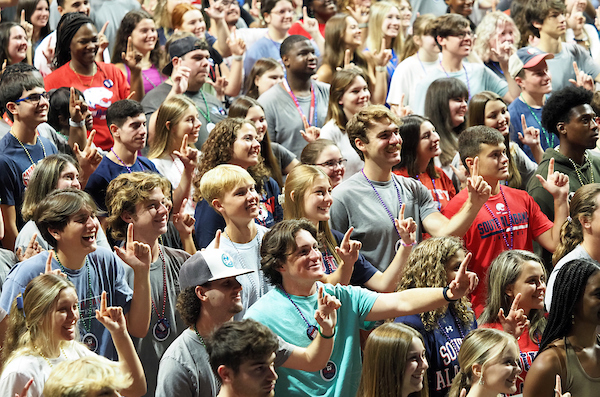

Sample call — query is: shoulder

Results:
[258,84,285,105]
[312,80,330,94]
[162,245,191,264]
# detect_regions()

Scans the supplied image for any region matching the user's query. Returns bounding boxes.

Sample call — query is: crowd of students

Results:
[0,0,600,396]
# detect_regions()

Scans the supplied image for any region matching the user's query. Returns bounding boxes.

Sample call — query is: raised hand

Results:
[42,250,66,278]
[173,198,196,237]
[392,93,412,117]
[74,129,102,179]
[226,26,246,56]
[518,114,541,148]
[15,233,43,262]
[466,157,492,208]
[42,36,54,64]
[300,115,320,143]
[498,293,529,338]
[446,252,478,300]
[373,38,392,68]
[114,223,151,275]
[249,0,261,19]
[69,86,90,125]
[170,61,190,95]
[346,4,369,25]
[172,134,199,173]
[314,285,341,336]
[206,65,228,99]
[97,22,110,54]
[95,290,127,334]
[394,204,417,246]
[205,0,226,21]
[20,10,33,42]
[535,158,569,200]
[490,19,515,67]
[334,227,361,267]
[569,61,594,91]
[301,6,322,38]
[555,375,571,397]
[14,378,34,397]
[213,229,222,249]
[122,36,143,73]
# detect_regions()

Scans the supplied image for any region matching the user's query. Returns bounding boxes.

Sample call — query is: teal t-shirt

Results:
[245,282,378,397]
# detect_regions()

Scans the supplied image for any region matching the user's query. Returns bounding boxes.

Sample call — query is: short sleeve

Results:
[275,335,295,367]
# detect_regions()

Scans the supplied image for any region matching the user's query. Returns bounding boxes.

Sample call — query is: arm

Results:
[172,135,199,214]
[222,28,245,97]
[367,40,392,105]
[73,130,102,188]
[95,22,109,65]
[518,114,544,164]
[147,61,190,137]
[522,346,565,397]
[299,7,325,55]
[114,224,152,338]
[1,205,17,251]
[173,199,197,255]
[206,1,231,57]
[68,87,89,150]
[121,37,144,102]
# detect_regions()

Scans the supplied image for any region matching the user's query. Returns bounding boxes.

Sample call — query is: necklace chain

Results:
[416,173,442,210]
[34,345,67,368]
[193,324,206,347]
[279,286,317,339]
[568,155,595,186]
[483,186,514,250]
[151,245,168,319]
[439,60,470,100]
[437,309,466,355]
[70,62,97,88]
[11,130,47,167]
[111,148,133,173]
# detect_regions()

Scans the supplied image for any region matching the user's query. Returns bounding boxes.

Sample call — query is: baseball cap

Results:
[508,47,554,79]
[179,248,254,289]
[162,36,206,76]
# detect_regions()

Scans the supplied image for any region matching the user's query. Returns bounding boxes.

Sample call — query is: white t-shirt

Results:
[387,53,439,107]
[320,119,364,181]
[151,156,197,216]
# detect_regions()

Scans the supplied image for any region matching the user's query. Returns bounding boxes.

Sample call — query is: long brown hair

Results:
[326,69,369,132]
[323,14,369,77]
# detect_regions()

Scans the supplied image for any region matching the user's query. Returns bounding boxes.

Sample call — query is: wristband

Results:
[358,23,368,28]
[69,118,85,128]
[400,240,416,247]
[443,286,458,302]
[376,66,386,73]
[318,325,335,339]
[232,55,243,61]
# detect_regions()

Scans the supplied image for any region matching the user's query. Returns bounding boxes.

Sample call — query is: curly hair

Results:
[396,237,473,331]
[176,286,204,326]
[473,12,520,62]
[111,9,163,70]
[541,85,593,137]
[193,118,269,202]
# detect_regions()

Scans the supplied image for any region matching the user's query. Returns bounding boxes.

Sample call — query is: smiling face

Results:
[53,207,99,254]
[516,60,552,96]
[560,104,599,151]
[439,27,472,58]
[171,105,201,146]
[574,270,600,326]
[449,96,468,128]
[280,229,324,283]
[130,187,170,239]
[180,9,206,38]
[302,176,333,224]
[222,0,241,26]
[264,0,294,32]
[11,86,49,126]
[470,142,509,182]
[402,337,429,397]
[31,0,50,30]
[52,287,80,342]
[340,75,371,120]
[506,260,546,314]
[131,18,158,54]
[112,113,148,152]
[69,23,99,67]
[58,0,90,15]
[231,123,261,169]
[484,99,511,136]
[314,145,345,187]
[416,120,441,162]
[310,0,337,20]
[343,16,362,48]
[216,181,261,222]
[381,7,401,39]
[398,0,412,31]
[8,25,28,64]
[255,66,284,97]
[245,106,268,142]
[56,162,81,190]
[357,119,402,168]
[446,0,474,17]
[479,343,522,395]
[282,39,318,78]
[202,276,244,314]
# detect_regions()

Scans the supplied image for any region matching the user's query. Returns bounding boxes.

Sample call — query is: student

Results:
[443,125,568,316]
[0,63,59,250]
[208,319,279,397]
[329,105,491,270]
[105,172,192,397]
[245,218,478,397]
[525,0,600,92]
[508,47,554,162]
[156,247,340,397]
[410,14,518,116]
[258,35,329,158]
[0,189,152,360]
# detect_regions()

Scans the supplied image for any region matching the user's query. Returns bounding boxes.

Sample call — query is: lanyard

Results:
[282,79,317,127]
[519,94,554,149]
[197,90,212,124]
[440,60,471,100]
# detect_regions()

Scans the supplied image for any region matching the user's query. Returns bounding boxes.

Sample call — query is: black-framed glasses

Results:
[451,30,473,40]
[14,92,49,104]
[315,159,347,168]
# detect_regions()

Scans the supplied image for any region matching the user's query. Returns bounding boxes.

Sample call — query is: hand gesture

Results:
[392,93,412,117]
[172,134,199,173]
[498,293,530,338]
[466,157,492,208]
[213,229,222,249]
[69,86,89,124]
[300,115,320,143]
[314,285,341,336]
[446,252,479,300]
[14,378,34,397]
[459,388,467,397]
[95,290,127,334]
[122,36,143,73]
[450,162,469,191]
[170,61,190,95]
[555,375,571,397]
[373,39,392,67]
[42,37,54,64]
[20,10,33,42]
[535,158,569,200]
[394,204,417,246]
[334,227,361,267]
[301,7,322,39]
[205,0,226,21]
[345,4,369,25]
[15,233,42,262]
[173,198,196,237]
[518,114,541,149]
[206,66,228,99]
[490,19,515,68]
[42,250,66,278]
[74,129,103,179]
[226,27,246,56]
[97,22,110,54]
[336,49,361,72]
[114,223,151,275]
[568,61,594,91]
[249,0,261,19]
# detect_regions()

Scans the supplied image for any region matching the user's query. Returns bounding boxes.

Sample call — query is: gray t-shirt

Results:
[534,42,600,92]
[271,142,296,173]
[330,172,438,270]
[259,81,330,158]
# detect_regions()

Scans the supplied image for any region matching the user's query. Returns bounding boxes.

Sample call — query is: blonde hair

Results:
[199,164,256,209]
[43,355,132,397]
[473,12,520,62]
[367,2,404,57]
[357,322,428,397]
[448,328,518,397]
[400,13,436,61]
[148,95,197,159]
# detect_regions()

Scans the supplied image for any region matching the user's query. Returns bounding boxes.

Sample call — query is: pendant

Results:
[153,317,171,342]
[82,332,99,352]
[306,324,318,340]
[103,79,114,88]
[206,122,215,132]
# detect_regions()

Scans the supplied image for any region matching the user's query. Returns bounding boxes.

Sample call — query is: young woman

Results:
[395,237,476,397]
[479,250,547,395]
[228,96,298,188]
[193,118,283,248]
[0,22,30,67]
[288,0,336,40]
[153,0,188,45]
[473,12,520,80]
[244,58,285,99]
[356,322,429,397]
[16,0,50,52]
[300,140,346,188]
[147,95,201,215]
[468,91,542,190]
[523,259,600,396]
[448,328,522,397]
[44,13,140,151]
[394,115,456,212]
[112,9,164,96]
[0,274,145,397]
[388,14,439,112]
[320,69,370,179]
[172,3,206,39]
[284,164,415,291]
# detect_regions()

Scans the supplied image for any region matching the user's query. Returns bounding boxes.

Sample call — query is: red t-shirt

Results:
[44,62,130,151]
[394,167,456,211]
[442,186,553,316]
[288,20,326,40]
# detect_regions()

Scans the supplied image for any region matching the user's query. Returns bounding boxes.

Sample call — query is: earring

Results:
[572,314,575,325]
[479,377,485,386]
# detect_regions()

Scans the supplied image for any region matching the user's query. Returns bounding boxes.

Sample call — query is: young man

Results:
[330,105,491,270]
[142,35,227,149]
[444,125,569,316]
[525,0,600,92]
[106,172,191,397]
[208,319,279,397]
[0,64,58,250]
[258,35,329,157]
[410,14,519,115]
[0,189,152,360]
[246,219,478,397]
[508,46,553,162]
[156,247,340,397]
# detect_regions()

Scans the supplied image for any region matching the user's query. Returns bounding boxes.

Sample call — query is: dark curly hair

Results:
[111,9,163,70]
[176,286,205,326]
[542,86,593,137]
[193,118,269,202]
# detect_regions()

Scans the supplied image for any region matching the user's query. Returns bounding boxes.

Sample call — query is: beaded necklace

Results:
[361,169,404,238]
[568,155,595,186]
[437,310,466,355]
[193,323,206,347]
[280,286,319,340]
[11,130,47,167]
[151,245,171,341]
[483,186,514,250]
[54,253,94,333]
[416,173,441,210]
[111,148,133,173]
[34,345,68,368]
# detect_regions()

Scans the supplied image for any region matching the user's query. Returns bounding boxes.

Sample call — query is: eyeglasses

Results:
[315,158,347,168]
[14,92,49,104]
[221,0,238,6]
[451,30,474,40]
[270,7,295,16]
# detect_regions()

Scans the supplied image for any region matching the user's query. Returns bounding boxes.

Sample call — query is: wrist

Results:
[232,54,243,61]
[318,325,335,339]
[443,286,459,302]
[376,66,386,73]
[400,239,416,247]
[69,118,85,127]
[358,22,368,28]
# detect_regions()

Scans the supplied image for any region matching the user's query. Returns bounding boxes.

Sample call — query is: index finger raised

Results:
[573,61,580,77]
[510,292,522,312]
[99,21,109,36]
[301,114,309,130]
[341,226,354,246]
[20,10,25,25]
[548,157,555,177]
[455,252,472,281]
[472,156,480,178]
[180,133,189,153]
[521,114,528,132]
[45,250,54,273]
[86,129,97,150]
[100,290,107,313]
[398,203,405,221]
[303,6,309,21]
[127,222,134,247]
